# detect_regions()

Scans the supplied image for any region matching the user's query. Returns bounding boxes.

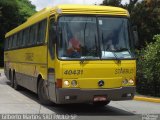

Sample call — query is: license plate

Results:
[93,96,107,102]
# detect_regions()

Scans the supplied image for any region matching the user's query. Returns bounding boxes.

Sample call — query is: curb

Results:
[134,96,160,103]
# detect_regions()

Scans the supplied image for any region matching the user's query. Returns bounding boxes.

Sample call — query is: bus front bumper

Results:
[56,86,136,104]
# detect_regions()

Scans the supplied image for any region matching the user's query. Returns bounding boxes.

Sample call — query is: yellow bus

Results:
[4,4,136,106]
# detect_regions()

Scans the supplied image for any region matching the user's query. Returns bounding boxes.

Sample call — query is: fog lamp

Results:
[122,79,128,85]
[71,80,78,87]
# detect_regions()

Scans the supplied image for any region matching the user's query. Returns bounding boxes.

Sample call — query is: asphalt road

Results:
[0,69,160,120]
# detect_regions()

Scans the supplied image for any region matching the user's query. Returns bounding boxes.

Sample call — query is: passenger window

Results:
[23,28,30,46]
[13,34,17,48]
[29,24,38,45]
[22,30,25,47]
[17,32,22,48]
[17,33,19,47]
[37,19,47,44]
[8,36,12,49]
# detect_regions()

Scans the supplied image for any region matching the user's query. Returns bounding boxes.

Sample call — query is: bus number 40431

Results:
[64,70,83,75]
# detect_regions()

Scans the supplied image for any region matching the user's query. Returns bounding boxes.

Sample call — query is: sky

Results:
[30,0,130,11]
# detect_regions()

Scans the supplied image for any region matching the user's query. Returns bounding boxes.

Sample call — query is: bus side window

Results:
[8,37,11,49]
[10,36,13,49]
[18,31,23,48]
[37,19,47,44]
[17,33,19,48]
[17,32,21,48]
[49,18,56,59]
[30,24,37,45]
[24,28,30,47]
[13,34,17,48]
[22,30,25,47]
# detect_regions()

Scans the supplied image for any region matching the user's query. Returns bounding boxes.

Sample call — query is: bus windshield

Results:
[57,16,134,60]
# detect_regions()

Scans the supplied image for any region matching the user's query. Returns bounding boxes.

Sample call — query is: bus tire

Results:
[13,72,20,90]
[93,101,110,107]
[38,79,52,105]
[10,71,14,88]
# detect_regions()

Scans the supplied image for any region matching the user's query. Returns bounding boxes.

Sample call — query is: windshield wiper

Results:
[107,47,132,60]
[80,35,99,64]
[114,47,132,56]
[101,32,119,61]
[106,49,120,61]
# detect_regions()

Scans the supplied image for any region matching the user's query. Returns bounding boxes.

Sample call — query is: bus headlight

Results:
[128,79,134,85]
[122,79,134,86]
[71,80,78,87]
[64,81,70,86]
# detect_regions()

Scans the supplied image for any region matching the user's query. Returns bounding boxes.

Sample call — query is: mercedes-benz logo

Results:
[98,80,104,87]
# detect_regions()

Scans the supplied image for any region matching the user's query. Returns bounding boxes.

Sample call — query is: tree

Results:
[0,7,2,16]
[101,0,122,7]
[137,35,160,96]
[0,0,36,66]
[130,0,160,47]
[123,0,138,13]
[101,0,138,8]
[0,0,36,36]
[16,0,36,20]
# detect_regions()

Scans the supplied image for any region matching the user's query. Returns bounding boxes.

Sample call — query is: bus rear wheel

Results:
[13,72,21,90]
[9,71,14,88]
[38,79,52,105]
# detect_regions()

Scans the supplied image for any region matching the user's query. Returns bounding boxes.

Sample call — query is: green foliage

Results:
[0,0,36,66]
[0,0,36,37]
[130,0,160,47]
[101,0,123,7]
[0,7,2,16]
[138,35,160,81]
[137,35,160,96]
[101,0,138,10]
[16,0,36,20]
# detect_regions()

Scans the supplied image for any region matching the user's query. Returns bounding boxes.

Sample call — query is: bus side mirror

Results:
[132,26,139,47]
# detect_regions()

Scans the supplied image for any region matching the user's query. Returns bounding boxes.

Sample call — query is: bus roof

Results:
[5,4,129,38]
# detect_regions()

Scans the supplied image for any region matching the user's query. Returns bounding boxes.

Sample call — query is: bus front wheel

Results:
[38,79,52,105]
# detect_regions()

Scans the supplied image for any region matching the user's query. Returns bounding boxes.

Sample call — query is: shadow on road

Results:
[47,104,134,116]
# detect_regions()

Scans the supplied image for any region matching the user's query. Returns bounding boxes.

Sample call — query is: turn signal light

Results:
[56,79,62,88]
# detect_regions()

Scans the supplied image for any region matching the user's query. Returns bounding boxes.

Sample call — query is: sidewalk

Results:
[134,95,160,103]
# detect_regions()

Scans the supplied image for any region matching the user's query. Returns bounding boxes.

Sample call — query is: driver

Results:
[67,32,81,58]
